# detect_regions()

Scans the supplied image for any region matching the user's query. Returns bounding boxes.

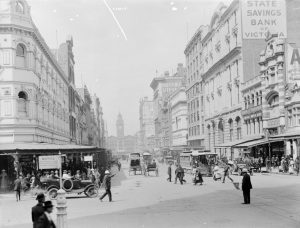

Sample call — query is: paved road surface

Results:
[1,161,300,228]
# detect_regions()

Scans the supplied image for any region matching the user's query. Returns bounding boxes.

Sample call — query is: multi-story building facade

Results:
[237,34,300,161]
[150,64,186,154]
[0,0,70,144]
[76,86,96,146]
[139,97,155,152]
[169,87,188,150]
[198,1,268,157]
[184,26,208,149]
[57,37,77,143]
[91,94,105,147]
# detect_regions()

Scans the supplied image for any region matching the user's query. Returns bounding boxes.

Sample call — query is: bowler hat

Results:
[242,168,248,173]
[43,201,54,209]
[36,193,45,200]
[105,170,110,174]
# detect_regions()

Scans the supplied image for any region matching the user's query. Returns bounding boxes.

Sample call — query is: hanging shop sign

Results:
[241,0,287,39]
[39,155,61,169]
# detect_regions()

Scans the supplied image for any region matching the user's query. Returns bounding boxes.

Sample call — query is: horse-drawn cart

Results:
[129,153,142,175]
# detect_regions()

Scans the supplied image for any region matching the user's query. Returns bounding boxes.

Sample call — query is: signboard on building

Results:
[84,155,93,161]
[241,0,287,39]
[286,44,300,84]
[39,155,61,169]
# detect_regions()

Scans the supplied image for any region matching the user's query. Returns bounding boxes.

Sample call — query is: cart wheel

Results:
[48,188,58,200]
[85,186,98,198]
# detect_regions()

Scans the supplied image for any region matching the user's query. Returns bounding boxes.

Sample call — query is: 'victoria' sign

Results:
[241,0,287,39]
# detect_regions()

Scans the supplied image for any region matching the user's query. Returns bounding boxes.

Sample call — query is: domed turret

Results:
[0,0,34,29]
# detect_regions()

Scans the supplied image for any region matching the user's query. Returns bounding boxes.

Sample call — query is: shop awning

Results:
[270,131,300,139]
[215,136,263,148]
[233,138,284,149]
[0,143,105,154]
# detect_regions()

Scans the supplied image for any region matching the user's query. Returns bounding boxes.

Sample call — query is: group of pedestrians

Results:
[166,161,253,205]
[32,193,56,228]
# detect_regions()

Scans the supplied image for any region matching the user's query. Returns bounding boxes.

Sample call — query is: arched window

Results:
[236,116,241,140]
[18,91,27,114]
[228,119,233,141]
[16,1,24,14]
[260,91,262,105]
[218,120,224,144]
[16,44,26,67]
[268,95,279,106]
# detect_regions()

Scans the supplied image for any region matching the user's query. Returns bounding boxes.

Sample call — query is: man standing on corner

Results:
[32,193,45,228]
[242,168,252,204]
[99,170,115,202]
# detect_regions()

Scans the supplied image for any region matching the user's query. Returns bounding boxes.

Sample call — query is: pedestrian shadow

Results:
[111,168,127,187]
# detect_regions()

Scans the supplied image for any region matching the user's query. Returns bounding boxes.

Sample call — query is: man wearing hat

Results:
[99,170,115,202]
[242,168,252,204]
[32,193,45,228]
[36,201,56,228]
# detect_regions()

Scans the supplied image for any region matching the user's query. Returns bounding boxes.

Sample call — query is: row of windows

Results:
[189,112,200,124]
[288,108,300,127]
[188,124,205,137]
[15,44,68,99]
[244,91,263,109]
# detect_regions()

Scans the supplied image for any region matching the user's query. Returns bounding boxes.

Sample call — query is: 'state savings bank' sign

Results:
[241,0,287,39]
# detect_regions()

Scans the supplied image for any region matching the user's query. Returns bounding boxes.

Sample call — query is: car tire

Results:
[48,188,58,200]
[85,186,98,198]
[63,179,73,192]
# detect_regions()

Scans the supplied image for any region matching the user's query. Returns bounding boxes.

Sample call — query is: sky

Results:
[27,0,232,136]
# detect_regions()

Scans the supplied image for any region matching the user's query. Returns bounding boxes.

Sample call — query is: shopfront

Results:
[0,143,109,192]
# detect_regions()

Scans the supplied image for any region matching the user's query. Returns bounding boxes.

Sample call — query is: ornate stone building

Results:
[0,0,70,144]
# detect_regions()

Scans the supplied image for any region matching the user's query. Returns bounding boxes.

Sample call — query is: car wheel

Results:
[85,186,98,198]
[48,188,58,200]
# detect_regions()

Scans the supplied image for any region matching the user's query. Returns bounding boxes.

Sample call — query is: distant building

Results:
[138,97,155,152]
[169,87,188,150]
[116,113,125,153]
[150,64,186,154]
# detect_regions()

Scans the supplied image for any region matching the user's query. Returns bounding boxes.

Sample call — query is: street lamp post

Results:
[56,151,67,228]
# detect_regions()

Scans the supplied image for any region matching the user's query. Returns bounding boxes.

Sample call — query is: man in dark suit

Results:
[32,193,45,228]
[242,168,252,204]
[36,201,56,228]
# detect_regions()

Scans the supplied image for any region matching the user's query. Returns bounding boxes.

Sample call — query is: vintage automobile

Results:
[41,178,98,200]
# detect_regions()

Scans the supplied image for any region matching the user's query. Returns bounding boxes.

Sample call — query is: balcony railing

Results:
[241,105,262,116]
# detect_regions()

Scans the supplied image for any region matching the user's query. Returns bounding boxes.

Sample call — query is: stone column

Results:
[292,140,297,160]
[286,140,291,157]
